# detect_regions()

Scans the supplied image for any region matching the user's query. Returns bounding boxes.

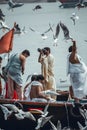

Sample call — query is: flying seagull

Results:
[33,5,42,11]
[49,120,62,130]
[76,0,85,9]
[3,104,21,113]
[14,23,27,35]
[0,104,13,120]
[0,9,5,22]
[29,25,53,40]
[60,21,73,40]
[8,0,24,11]
[49,23,60,46]
[70,12,79,25]
[35,115,53,130]
[77,121,87,130]
[0,20,10,32]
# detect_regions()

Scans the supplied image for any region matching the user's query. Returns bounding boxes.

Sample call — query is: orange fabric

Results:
[0,28,14,54]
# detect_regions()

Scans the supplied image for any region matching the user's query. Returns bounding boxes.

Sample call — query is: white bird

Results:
[70,12,79,25]
[18,109,36,121]
[14,26,27,35]
[35,115,53,130]
[49,23,60,46]
[60,21,73,41]
[49,120,62,130]
[76,0,85,9]
[15,113,24,120]
[40,89,60,96]
[29,25,52,40]
[3,104,20,113]
[77,121,87,130]
[0,21,10,32]
[0,105,13,120]
[8,0,24,11]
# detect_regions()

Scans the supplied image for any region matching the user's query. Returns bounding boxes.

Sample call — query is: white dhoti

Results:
[67,54,87,99]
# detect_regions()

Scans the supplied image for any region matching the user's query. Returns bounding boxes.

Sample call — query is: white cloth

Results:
[67,53,87,99]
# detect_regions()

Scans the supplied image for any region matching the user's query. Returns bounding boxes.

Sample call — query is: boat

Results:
[58,0,87,8]
[0,91,87,130]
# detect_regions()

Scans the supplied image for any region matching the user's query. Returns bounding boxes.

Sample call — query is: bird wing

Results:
[60,21,73,40]
[55,23,60,38]
[57,120,62,130]
[49,120,57,130]
[41,115,53,127]
[43,24,54,34]
[43,103,49,115]
[29,27,40,34]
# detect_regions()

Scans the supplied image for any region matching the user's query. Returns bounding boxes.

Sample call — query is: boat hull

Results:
[0,99,87,130]
[59,0,87,8]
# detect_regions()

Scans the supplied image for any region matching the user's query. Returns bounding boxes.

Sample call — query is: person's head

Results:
[31,74,38,81]
[37,74,45,84]
[43,47,51,55]
[22,49,30,58]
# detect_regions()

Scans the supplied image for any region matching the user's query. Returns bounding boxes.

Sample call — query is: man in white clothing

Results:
[38,47,56,99]
[67,40,87,102]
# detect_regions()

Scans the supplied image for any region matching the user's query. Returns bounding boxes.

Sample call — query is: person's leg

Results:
[15,83,22,100]
[7,76,14,99]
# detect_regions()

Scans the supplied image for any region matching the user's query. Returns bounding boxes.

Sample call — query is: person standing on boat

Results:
[5,49,30,100]
[38,47,56,99]
[67,40,87,102]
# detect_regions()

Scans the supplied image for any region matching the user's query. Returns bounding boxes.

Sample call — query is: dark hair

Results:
[22,49,30,56]
[31,74,37,81]
[68,46,72,52]
[43,47,50,53]
[37,74,44,81]
[0,56,2,61]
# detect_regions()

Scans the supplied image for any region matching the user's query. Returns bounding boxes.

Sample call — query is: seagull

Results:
[40,89,60,96]
[3,103,36,121]
[29,25,52,40]
[8,0,24,11]
[33,5,42,11]
[15,113,24,120]
[76,0,85,9]
[14,22,27,35]
[0,104,13,120]
[35,115,53,130]
[70,12,79,25]
[77,121,87,130]
[0,9,5,17]
[79,107,87,125]
[18,109,36,121]
[60,21,73,41]
[49,120,62,130]
[49,23,60,46]
[3,104,21,113]
[0,21,10,32]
